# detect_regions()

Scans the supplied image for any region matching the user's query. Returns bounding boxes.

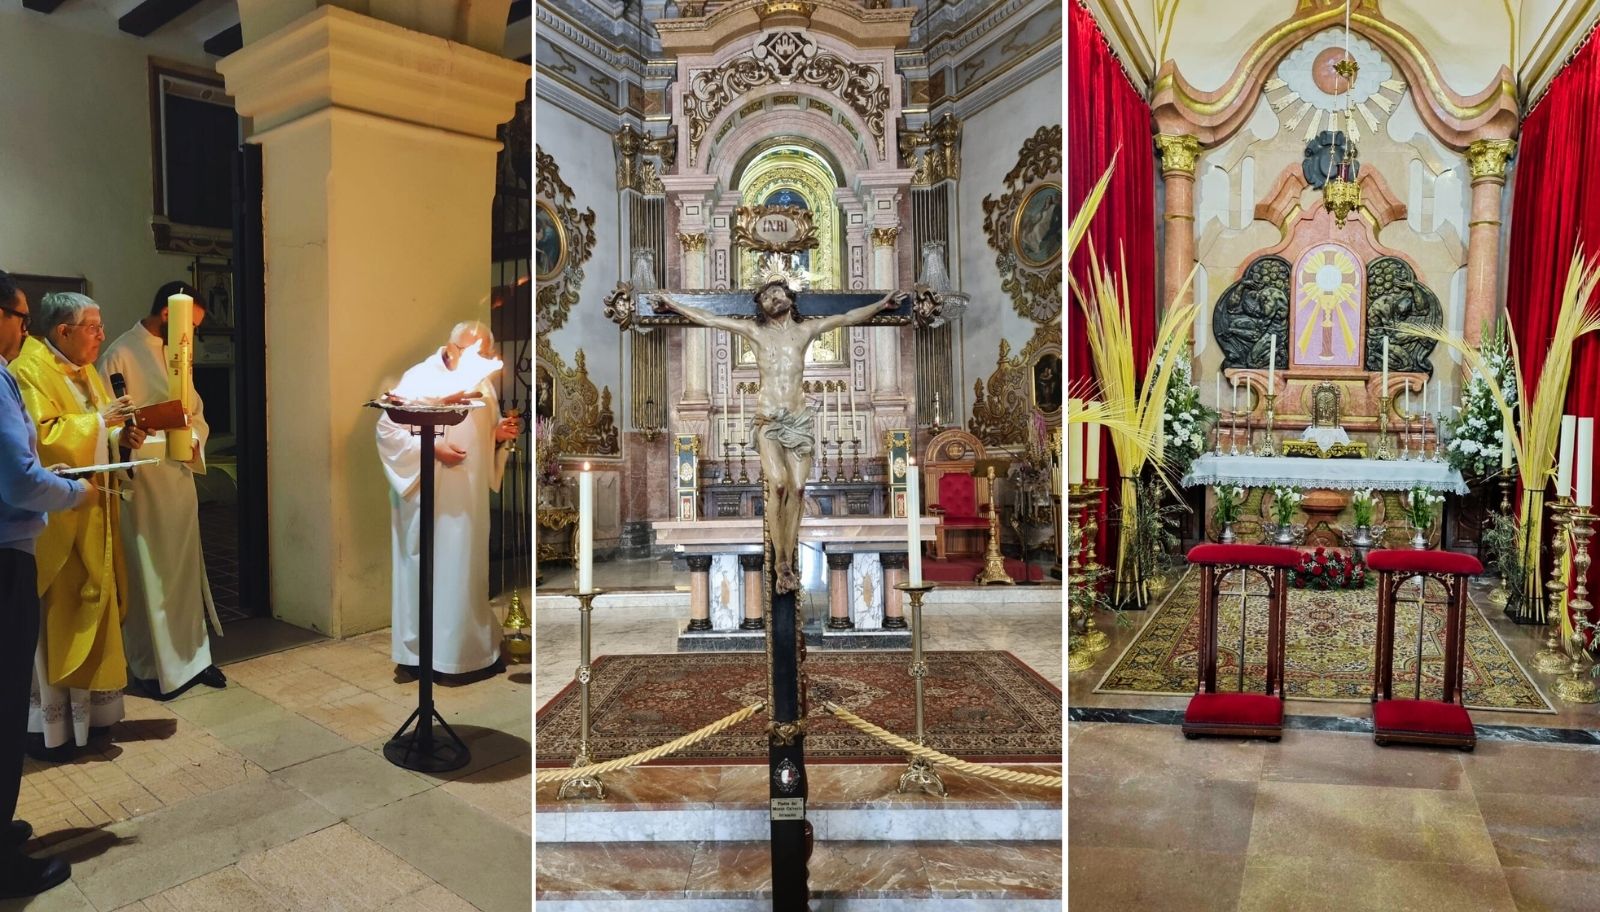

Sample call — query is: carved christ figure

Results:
[655,280,894,593]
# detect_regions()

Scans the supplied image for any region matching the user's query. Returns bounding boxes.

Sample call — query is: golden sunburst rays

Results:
[1297,249,1360,360]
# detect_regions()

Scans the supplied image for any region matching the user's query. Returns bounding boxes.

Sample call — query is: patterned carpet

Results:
[1095,569,1551,712]
[536,651,1063,766]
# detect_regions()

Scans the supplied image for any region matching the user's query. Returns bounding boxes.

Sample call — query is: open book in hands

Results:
[130,400,191,431]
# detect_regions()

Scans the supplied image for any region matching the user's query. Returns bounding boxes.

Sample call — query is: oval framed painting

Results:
[1012,182,1063,269]
[536,199,568,283]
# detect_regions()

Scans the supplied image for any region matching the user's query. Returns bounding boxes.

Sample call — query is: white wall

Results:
[956,63,1062,414]
[534,100,624,403]
[0,9,217,334]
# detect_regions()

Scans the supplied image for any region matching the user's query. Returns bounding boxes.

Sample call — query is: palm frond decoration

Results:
[1401,247,1600,634]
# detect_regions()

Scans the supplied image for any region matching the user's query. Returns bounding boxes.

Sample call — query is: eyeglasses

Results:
[0,308,29,331]
[64,322,104,336]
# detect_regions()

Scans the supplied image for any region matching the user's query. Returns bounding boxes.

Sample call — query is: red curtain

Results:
[1067,1,1157,387]
[1068,2,1157,574]
[1505,20,1600,626]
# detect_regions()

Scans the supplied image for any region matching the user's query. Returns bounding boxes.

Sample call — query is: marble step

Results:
[535,839,1062,911]
[536,585,1062,612]
[536,764,1061,844]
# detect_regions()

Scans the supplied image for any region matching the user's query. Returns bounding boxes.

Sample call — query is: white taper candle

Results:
[1559,415,1577,499]
[1577,417,1594,508]
[578,462,594,593]
[906,457,923,585]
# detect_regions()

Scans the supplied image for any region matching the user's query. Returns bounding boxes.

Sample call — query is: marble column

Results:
[1154,134,1201,313]
[880,551,908,628]
[739,552,764,630]
[1464,139,1516,347]
[826,551,855,630]
[871,226,900,289]
[680,231,710,404]
[218,5,524,635]
[686,554,712,631]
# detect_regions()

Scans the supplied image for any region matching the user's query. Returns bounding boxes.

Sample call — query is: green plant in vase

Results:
[1406,486,1445,549]
[1344,487,1380,562]
[1213,485,1246,543]
[1268,485,1303,545]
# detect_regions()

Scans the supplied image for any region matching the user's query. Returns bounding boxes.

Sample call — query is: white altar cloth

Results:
[1183,454,1468,495]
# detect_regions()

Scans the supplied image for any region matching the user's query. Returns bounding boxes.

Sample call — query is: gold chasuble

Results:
[11,338,128,692]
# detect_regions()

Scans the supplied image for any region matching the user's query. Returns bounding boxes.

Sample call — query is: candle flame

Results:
[583,461,591,471]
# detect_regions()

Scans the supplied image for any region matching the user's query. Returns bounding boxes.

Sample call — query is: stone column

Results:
[1464,139,1516,347]
[871,226,900,289]
[218,6,524,636]
[686,554,713,631]
[826,551,855,630]
[1154,134,1201,313]
[739,552,764,630]
[880,551,908,629]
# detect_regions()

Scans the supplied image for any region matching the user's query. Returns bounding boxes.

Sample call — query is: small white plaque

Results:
[770,798,805,820]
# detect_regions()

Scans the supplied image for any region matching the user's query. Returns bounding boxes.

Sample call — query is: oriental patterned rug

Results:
[536,651,1062,766]
[1094,569,1552,712]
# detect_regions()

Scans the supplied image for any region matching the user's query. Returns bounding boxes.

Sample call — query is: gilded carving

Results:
[614,125,642,190]
[639,161,664,194]
[1466,138,1516,181]
[678,232,708,252]
[732,205,821,254]
[981,125,1062,325]
[1154,133,1202,174]
[968,339,1032,447]
[546,346,621,457]
[536,146,598,336]
[681,31,890,165]
[870,227,900,248]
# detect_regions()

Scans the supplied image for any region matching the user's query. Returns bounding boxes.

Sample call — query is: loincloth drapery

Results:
[752,407,815,459]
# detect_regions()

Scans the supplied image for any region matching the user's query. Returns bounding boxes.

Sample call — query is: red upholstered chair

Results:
[930,472,990,560]
[1367,549,1482,751]
[1182,543,1302,741]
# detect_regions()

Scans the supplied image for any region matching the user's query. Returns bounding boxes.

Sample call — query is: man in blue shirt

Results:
[0,271,91,898]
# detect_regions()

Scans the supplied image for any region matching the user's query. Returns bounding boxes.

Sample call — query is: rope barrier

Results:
[823,702,1063,788]
[535,701,768,784]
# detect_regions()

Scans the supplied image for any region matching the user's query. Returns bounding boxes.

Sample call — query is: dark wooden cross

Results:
[603,282,937,912]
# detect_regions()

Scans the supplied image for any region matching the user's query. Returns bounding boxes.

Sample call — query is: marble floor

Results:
[1069,572,1600,911]
[4,627,531,912]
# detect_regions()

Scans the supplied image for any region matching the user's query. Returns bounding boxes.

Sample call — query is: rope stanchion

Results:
[823,702,1063,789]
[536,702,768,784]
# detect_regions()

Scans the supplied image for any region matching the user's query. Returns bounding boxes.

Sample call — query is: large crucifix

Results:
[604,274,940,911]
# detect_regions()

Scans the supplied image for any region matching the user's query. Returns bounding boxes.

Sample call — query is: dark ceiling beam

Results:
[21,0,69,12]
[508,1,531,23]
[204,23,243,57]
[118,0,204,38]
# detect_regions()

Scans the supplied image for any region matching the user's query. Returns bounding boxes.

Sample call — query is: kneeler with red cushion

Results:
[1367,549,1482,751]
[1182,544,1301,741]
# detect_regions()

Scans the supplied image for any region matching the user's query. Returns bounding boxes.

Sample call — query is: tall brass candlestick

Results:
[559,589,606,799]
[166,292,195,461]
[1262,393,1279,457]
[895,581,945,797]
[1375,395,1395,460]
[1556,511,1599,704]
[1535,499,1576,673]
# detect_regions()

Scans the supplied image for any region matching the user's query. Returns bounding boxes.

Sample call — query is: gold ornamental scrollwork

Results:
[539,338,621,456]
[1467,138,1516,182]
[682,31,890,166]
[981,125,1062,325]
[1154,133,1202,175]
[678,232,707,252]
[898,112,962,185]
[968,338,1032,447]
[537,146,598,336]
[870,226,900,248]
[733,205,821,254]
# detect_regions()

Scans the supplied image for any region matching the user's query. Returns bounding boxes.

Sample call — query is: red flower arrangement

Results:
[1294,547,1366,590]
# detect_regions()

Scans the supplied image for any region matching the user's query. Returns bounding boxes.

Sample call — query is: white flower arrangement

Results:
[1270,485,1304,527]
[1158,346,1215,474]
[1350,488,1376,527]
[1445,322,1517,478]
[1407,486,1445,530]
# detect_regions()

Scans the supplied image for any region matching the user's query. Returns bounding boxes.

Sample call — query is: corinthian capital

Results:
[1466,139,1516,182]
[1154,134,1202,175]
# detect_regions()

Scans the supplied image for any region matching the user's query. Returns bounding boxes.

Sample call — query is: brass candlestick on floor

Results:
[976,465,1014,585]
[895,581,945,798]
[1555,511,1599,704]
[1535,499,1576,673]
[1075,484,1109,654]
[559,589,607,800]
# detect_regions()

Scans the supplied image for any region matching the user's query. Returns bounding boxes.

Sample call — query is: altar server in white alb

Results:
[377,322,521,679]
[97,282,225,700]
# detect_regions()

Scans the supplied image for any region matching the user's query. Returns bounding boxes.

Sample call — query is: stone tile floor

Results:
[4,627,531,912]
[1069,574,1600,911]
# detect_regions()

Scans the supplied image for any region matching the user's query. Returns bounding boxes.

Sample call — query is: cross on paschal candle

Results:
[604,279,940,912]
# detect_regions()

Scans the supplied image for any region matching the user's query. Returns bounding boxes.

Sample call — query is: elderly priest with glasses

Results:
[11,292,145,762]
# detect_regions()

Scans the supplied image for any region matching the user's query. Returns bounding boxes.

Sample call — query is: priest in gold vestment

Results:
[12,293,142,760]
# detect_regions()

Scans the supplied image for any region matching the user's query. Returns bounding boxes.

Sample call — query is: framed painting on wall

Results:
[193,261,234,332]
[11,274,87,306]
[536,199,567,283]
[1013,182,1062,269]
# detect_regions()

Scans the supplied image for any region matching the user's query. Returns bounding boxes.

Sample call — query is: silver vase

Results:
[1348,525,1374,564]
[1411,525,1428,550]
[1271,523,1297,546]
[1220,522,1236,544]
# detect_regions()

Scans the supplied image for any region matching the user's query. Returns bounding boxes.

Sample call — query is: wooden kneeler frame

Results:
[1369,549,1482,752]
[1181,545,1297,742]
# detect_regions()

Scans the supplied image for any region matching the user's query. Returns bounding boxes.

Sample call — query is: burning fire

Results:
[387,348,505,403]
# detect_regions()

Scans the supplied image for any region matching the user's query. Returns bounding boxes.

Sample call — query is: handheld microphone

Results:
[110,372,135,473]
